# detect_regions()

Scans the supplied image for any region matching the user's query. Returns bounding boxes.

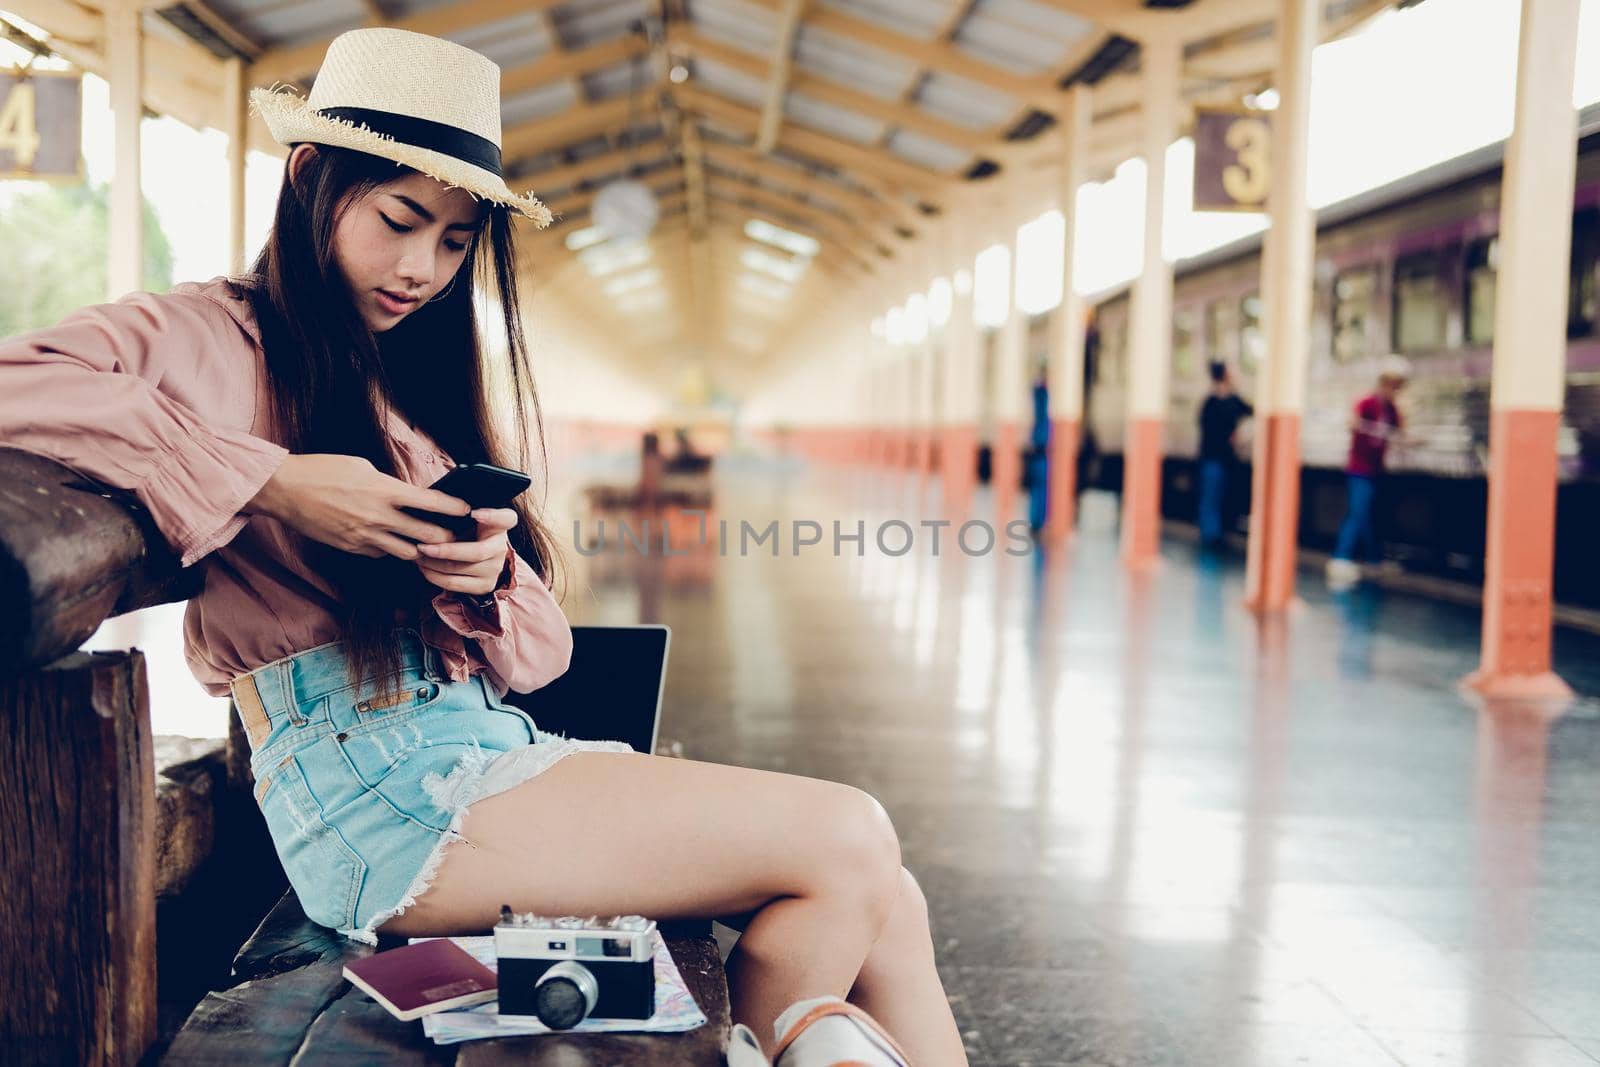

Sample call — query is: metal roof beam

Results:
[756,0,806,154]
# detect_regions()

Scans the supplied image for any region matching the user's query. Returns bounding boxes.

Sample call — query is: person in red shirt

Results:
[1327,357,1411,589]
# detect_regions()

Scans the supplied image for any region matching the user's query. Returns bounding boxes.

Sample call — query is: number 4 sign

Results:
[0,69,82,181]
[1193,106,1271,213]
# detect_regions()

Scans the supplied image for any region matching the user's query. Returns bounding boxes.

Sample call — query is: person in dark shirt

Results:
[1327,356,1410,588]
[1196,361,1253,549]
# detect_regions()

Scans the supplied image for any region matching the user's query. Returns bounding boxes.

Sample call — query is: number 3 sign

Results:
[0,70,83,181]
[1193,107,1271,213]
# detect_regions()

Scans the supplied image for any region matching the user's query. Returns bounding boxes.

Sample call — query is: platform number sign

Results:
[0,70,83,182]
[1193,107,1271,213]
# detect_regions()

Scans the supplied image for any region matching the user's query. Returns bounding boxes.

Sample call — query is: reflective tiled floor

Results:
[565,461,1600,1067]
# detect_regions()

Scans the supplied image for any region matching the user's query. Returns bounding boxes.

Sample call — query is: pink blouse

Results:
[0,276,572,700]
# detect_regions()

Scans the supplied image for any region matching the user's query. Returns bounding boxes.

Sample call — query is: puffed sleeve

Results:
[425,541,574,698]
[0,289,290,567]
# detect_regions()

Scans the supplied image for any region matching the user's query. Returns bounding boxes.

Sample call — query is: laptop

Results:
[504,624,670,755]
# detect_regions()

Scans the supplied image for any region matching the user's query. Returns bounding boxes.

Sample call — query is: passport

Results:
[342,938,498,1021]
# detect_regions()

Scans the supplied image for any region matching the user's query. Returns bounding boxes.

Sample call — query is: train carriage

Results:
[1081,102,1600,609]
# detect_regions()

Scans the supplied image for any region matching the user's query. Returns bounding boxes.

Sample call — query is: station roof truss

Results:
[6,0,1401,379]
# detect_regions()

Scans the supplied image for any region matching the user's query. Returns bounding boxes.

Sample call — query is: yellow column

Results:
[913,278,939,483]
[1045,85,1092,547]
[1120,34,1180,567]
[106,0,143,299]
[905,268,931,477]
[224,57,248,274]
[992,182,1027,525]
[1464,0,1581,700]
[941,210,981,519]
[1244,0,1318,612]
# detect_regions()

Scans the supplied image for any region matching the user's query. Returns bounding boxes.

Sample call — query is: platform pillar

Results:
[106,0,144,299]
[993,183,1027,527]
[941,209,982,520]
[1244,0,1318,612]
[1045,85,1092,547]
[224,56,248,274]
[1465,0,1580,701]
[1120,35,1179,567]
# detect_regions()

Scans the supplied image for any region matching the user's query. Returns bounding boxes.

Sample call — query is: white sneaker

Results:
[1325,558,1361,590]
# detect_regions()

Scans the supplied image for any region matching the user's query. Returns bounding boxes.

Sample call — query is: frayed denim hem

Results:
[338,735,636,946]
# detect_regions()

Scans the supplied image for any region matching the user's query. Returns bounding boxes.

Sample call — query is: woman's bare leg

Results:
[847,867,968,1066]
[379,751,903,1057]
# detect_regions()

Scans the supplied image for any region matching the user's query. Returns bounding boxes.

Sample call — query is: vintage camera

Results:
[493,907,657,1029]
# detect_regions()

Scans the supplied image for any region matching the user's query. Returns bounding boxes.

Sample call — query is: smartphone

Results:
[399,462,531,541]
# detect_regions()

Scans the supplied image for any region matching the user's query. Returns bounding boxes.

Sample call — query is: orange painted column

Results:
[1464,0,1579,700]
[1121,418,1164,562]
[943,425,979,518]
[1245,413,1303,609]
[1119,35,1179,568]
[1244,0,1317,612]
[1047,417,1080,538]
[992,421,1022,524]
[1044,85,1092,547]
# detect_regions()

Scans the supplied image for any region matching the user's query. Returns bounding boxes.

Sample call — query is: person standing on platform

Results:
[1326,356,1411,590]
[1027,372,1051,533]
[1195,360,1252,550]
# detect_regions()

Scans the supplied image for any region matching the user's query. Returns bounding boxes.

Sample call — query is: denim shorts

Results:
[230,626,632,945]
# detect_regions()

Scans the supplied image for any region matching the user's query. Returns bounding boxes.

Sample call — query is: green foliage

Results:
[0,180,174,336]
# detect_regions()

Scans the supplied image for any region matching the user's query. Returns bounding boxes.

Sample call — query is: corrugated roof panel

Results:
[766,146,877,200]
[693,57,769,108]
[582,57,653,101]
[915,71,1018,129]
[692,0,779,53]
[500,80,581,129]
[957,0,1096,75]
[383,0,456,20]
[885,128,972,173]
[815,0,951,40]
[552,0,652,49]
[793,25,917,99]
[448,14,549,70]
[784,91,886,145]
[209,0,363,51]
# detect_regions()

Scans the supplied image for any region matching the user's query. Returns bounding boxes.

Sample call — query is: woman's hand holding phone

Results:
[413,506,517,596]
[245,453,472,560]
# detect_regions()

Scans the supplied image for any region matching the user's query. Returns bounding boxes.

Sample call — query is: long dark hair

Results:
[235,144,562,698]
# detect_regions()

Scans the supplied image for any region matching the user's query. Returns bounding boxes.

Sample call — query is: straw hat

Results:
[250,27,551,226]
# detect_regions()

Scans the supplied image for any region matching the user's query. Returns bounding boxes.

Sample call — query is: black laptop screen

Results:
[504,625,668,754]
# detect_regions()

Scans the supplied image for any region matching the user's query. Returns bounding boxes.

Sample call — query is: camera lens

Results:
[534,961,599,1030]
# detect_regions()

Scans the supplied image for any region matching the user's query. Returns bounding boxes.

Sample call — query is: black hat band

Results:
[316,106,503,176]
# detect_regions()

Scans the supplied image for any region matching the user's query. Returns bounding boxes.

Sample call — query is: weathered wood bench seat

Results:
[162,891,732,1065]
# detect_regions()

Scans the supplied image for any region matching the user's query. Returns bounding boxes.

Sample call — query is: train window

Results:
[1572,209,1598,337]
[1099,316,1126,385]
[1464,236,1497,346]
[1393,251,1447,352]
[1205,301,1230,361]
[1173,307,1199,379]
[1239,293,1264,374]
[1332,266,1379,362]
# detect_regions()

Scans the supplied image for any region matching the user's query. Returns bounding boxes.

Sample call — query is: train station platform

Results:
[566,462,1600,1067]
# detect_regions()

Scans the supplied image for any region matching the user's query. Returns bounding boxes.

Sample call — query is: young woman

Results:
[0,28,965,1064]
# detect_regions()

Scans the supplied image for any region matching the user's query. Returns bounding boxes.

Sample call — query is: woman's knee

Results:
[893,866,930,931]
[809,785,902,926]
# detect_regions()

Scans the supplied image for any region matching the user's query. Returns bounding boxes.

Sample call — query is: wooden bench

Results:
[163,891,731,1065]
